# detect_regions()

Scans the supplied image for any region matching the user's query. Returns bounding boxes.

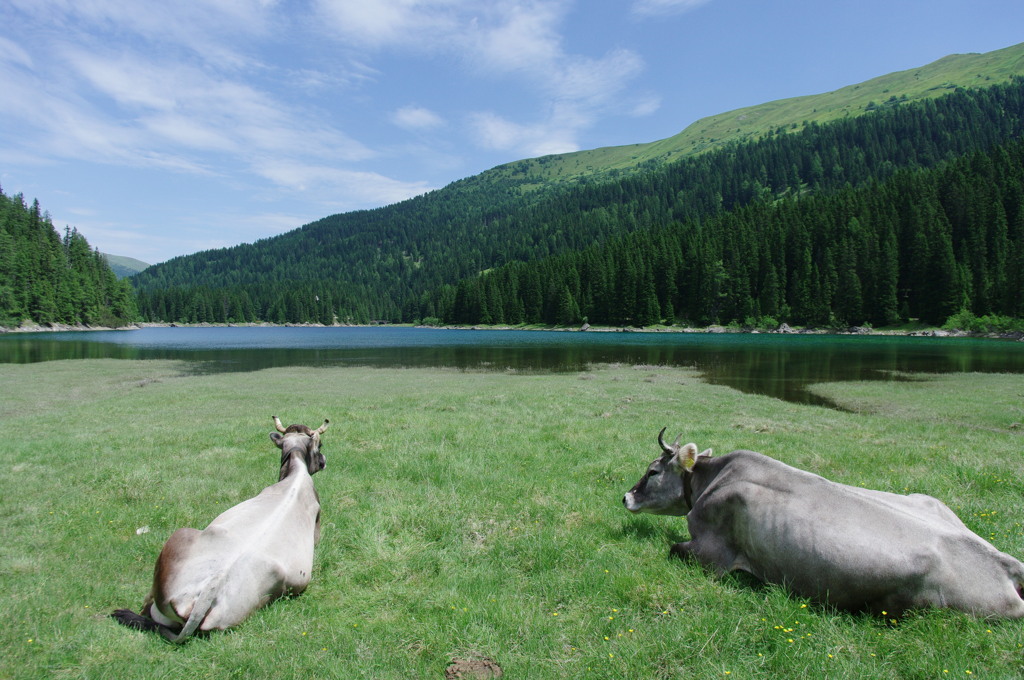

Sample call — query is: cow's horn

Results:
[658,427,673,454]
[312,419,330,436]
[272,415,287,433]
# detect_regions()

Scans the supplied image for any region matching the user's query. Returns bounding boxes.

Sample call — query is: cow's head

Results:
[622,428,711,516]
[270,416,329,480]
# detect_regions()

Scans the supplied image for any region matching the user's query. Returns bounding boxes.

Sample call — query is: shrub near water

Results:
[0,360,1022,679]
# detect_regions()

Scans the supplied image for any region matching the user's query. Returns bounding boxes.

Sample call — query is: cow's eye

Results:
[648,469,660,477]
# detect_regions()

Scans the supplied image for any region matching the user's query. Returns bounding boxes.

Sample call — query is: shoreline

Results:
[2,319,1022,341]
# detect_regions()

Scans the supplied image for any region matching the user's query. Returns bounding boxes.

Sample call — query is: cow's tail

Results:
[160,578,219,644]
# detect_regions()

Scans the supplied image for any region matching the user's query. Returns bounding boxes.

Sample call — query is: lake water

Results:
[2,326,1023,407]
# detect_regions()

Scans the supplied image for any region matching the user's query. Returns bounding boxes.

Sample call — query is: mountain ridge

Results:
[478,42,1024,191]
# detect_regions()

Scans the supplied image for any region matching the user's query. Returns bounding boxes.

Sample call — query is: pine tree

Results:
[556,285,581,326]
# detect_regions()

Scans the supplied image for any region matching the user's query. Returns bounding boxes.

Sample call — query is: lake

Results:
[2,326,1023,407]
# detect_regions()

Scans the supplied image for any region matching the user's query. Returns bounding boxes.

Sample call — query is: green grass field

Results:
[1,360,1022,679]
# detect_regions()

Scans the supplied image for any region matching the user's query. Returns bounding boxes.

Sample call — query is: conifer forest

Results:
[0,189,138,327]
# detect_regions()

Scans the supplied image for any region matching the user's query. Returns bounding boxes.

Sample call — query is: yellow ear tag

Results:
[682,456,696,471]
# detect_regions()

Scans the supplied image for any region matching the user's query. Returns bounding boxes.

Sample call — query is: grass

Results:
[1,360,1022,678]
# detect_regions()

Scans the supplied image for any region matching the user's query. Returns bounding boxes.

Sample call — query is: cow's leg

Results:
[669,541,696,561]
[113,528,202,638]
[669,523,740,576]
[149,528,201,622]
[670,539,735,572]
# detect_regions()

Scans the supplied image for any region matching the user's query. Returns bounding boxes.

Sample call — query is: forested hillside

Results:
[0,188,138,328]
[133,77,1024,327]
[418,137,1024,328]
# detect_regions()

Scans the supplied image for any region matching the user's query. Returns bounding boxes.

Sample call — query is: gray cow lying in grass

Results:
[112,416,329,642]
[623,428,1024,618]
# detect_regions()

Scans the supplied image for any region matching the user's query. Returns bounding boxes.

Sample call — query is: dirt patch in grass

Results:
[445,657,503,679]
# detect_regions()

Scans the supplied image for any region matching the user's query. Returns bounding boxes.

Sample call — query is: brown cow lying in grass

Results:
[112,416,329,642]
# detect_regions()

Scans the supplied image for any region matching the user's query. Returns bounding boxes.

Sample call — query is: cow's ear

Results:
[270,432,284,448]
[698,447,713,460]
[671,443,700,472]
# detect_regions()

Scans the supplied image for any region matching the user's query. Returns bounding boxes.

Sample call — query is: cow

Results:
[622,428,1024,618]
[111,416,329,642]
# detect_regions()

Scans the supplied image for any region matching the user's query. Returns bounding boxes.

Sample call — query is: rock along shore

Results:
[2,319,1021,341]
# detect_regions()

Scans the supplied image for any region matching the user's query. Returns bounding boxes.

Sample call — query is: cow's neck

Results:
[278,450,310,482]
[684,460,720,513]
[683,470,695,512]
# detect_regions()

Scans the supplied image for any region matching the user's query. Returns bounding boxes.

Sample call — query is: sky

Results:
[1,0,1022,265]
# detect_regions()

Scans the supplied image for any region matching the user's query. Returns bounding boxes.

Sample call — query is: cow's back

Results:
[204,474,320,585]
[151,472,321,631]
[690,451,1024,616]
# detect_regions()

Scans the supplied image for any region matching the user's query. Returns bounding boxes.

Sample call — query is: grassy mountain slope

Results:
[482,41,1024,191]
[102,254,149,279]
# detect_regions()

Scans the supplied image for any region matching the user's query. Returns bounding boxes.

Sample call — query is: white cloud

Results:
[315,0,646,158]
[550,49,644,107]
[314,0,572,78]
[468,1,565,73]
[141,114,236,152]
[71,52,180,111]
[468,111,577,157]
[0,36,33,68]
[630,94,662,117]
[391,106,445,131]
[18,43,374,170]
[68,207,351,265]
[254,159,434,205]
[8,0,273,68]
[313,0,465,49]
[468,112,525,151]
[18,91,156,166]
[470,39,646,157]
[632,0,711,17]
[288,63,378,93]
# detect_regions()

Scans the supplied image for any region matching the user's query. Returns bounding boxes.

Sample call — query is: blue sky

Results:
[1,0,1022,265]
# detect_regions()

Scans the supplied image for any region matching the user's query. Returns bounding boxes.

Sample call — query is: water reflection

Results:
[2,327,1022,407]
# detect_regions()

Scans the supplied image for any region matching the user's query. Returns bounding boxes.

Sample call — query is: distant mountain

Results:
[130,43,1024,328]
[102,254,149,279]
